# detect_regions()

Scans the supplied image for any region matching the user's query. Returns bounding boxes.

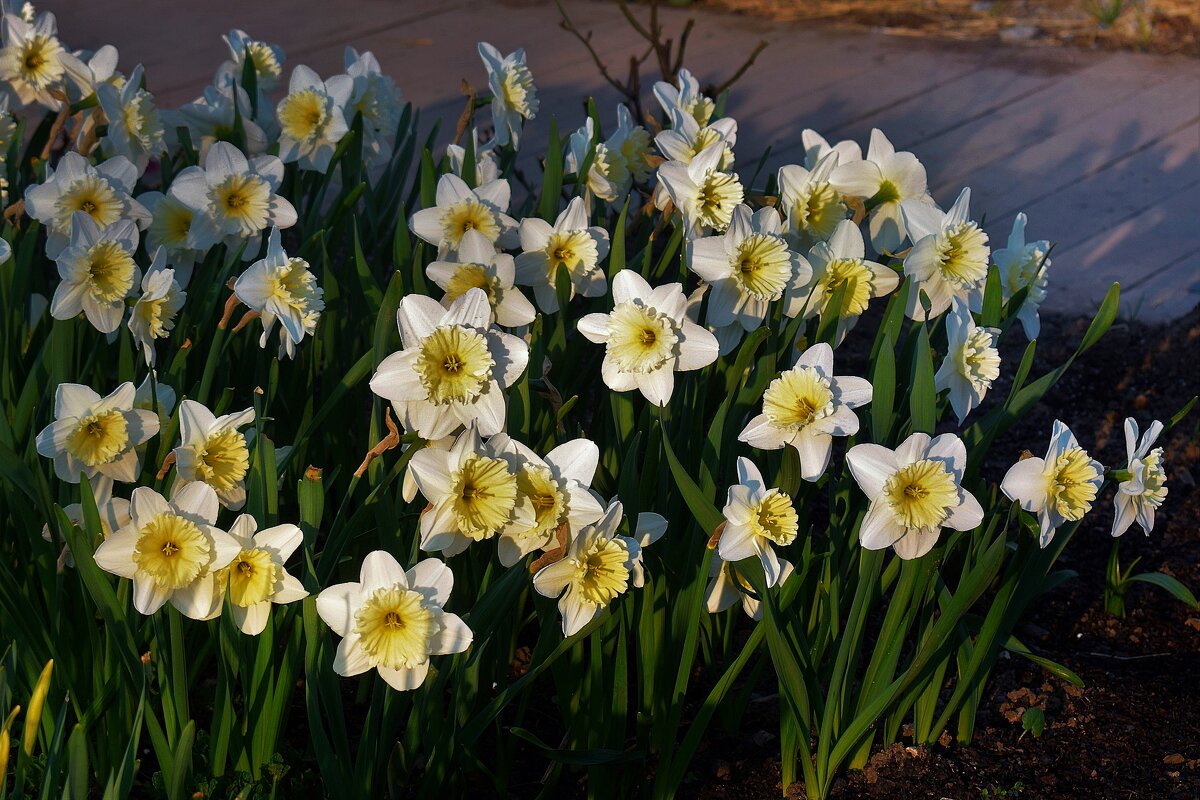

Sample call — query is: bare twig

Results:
[353,408,402,479]
[557,0,637,105]
[671,19,695,76]
[715,39,769,96]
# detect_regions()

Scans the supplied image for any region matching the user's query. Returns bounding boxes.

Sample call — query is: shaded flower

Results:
[1112,418,1168,537]
[514,196,609,313]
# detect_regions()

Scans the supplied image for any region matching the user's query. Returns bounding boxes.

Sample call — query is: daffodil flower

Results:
[427,229,535,328]
[608,104,655,185]
[478,42,537,148]
[777,151,848,249]
[217,29,285,92]
[848,432,984,559]
[800,128,861,171]
[165,80,269,158]
[275,64,352,173]
[901,187,990,320]
[95,63,165,175]
[739,342,872,481]
[173,399,255,510]
[565,117,626,205]
[446,128,500,185]
[137,188,204,286]
[654,107,736,171]
[533,500,644,637]
[344,47,403,167]
[487,434,605,566]
[93,483,240,618]
[42,474,131,568]
[831,128,933,255]
[36,381,159,484]
[128,247,185,367]
[794,218,899,344]
[1001,421,1104,547]
[935,298,1000,424]
[577,270,719,406]
[718,457,800,587]
[370,288,529,440]
[653,67,714,127]
[992,212,1049,340]
[408,425,534,556]
[409,172,518,257]
[50,212,140,334]
[211,514,307,635]
[233,227,325,358]
[705,553,795,620]
[515,196,609,313]
[24,151,148,258]
[1112,418,1168,537]
[316,551,473,691]
[656,141,744,239]
[0,11,84,109]
[133,372,177,419]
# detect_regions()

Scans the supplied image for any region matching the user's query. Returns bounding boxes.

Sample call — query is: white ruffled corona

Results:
[1000,420,1103,548]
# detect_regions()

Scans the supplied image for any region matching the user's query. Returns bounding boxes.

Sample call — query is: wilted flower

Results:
[777,151,848,248]
[794,218,899,344]
[831,128,933,255]
[93,483,240,618]
[705,553,795,620]
[233,227,325,358]
[992,212,1049,339]
[96,64,165,174]
[1001,420,1103,547]
[344,47,403,167]
[275,64,352,172]
[739,342,872,481]
[409,172,518,257]
[515,196,609,313]
[656,142,744,239]
[478,41,537,148]
[578,270,719,406]
[901,187,989,320]
[653,67,713,126]
[50,212,140,333]
[128,247,185,366]
[1112,418,1168,537]
[934,298,999,424]
[317,551,472,691]
[24,151,148,258]
[718,457,798,587]
[370,288,529,439]
[426,229,535,328]
[212,515,307,635]
[173,400,254,510]
[847,432,983,559]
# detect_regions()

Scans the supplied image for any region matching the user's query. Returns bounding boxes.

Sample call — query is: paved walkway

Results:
[53,0,1200,321]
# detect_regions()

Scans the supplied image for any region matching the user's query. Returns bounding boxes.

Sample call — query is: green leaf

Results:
[1020,706,1045,739]
[909,324,936,434]
[1128,572,1199,609]
[1003,635,1084,688]
[659,418,723,534]
[507,727,639,765]
[166,720,195,800]
[870,333,896,443]
[537,117,563,221]
[980,265,1002,327]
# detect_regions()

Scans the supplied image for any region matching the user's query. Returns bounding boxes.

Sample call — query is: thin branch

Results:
[671,19,695,77]
[557,0,637,103]
[714,39,769,95]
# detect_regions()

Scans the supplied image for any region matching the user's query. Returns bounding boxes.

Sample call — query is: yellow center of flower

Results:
[819,257,876,317]
[516,464,566,539]
[694,170,743,232]
[790,181,846,242]
[732,233,793,300]
[226,547,278,606]
[935,222,989,289]
[1046,447,1100,522]
[883,459,959,530]
[11,34,63,89]
[687,96,715,127]
[620,126,654,182]
[354,586,437,670]
[211,173,271,234]
[133,512,211,590]
[58,176,122,230]
[84,240,137,302]
[606,302,679,374]
[278,88,330,142]
[451,454,518,539]
[440,199,500,249]
[149,196,194,249]
[763,367,834,430]
[569,535,630,607]
[266,258,324,320]
[956,327,1000,392]
[749,490,799,546]
[245,41,282,86]
[545,229,598,281]
[65,409,129,466]
[499,64,537,117]
[444,263,499,305]
[132,285,180,340]
[196,429,250,493]
[872,179,900,206]
[1004,248,1048,304]
[415,325,495,405]
[122,91,163,148]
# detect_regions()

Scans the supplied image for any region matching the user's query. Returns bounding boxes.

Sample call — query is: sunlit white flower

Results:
[488,434,605,566]
[426,229,535,328]
[165,80,268,157]
[1112,418,1168,537]
[705,551,795,620]
[718,457,799,587]
[515,196,609,313]
[901,187,989,320]
[446,128,500,185]
[848,432,983,559]
[794,218,899,344]
[578,270,719,406]
[565,117,625,204]
[93,483,239,618]
[935,298,999,423]
[275,65,351,172]
[739,342,872,481]
[170,142,296,254]
[656,142,744,239]
[172,399,254,510]
[777,151,848,248]
[24,151,148,258]
[49,213,139,333]
[0,11,81,108]
[233,227,325,358]
[533,500,642,637]
[800,128,861,170]
[831,128,933,255]
[992,212,1049,339]
[1001,420,1104,547]
[409,172,518,257]
[653,67,714,126]
[317,551,472,691]
[689,204,810,350]
[370,288,529,439]
[128,248,184,366]
[478,42,537,148]
[96,64,165,174]
[211,514,307,635]
[654,107,736,171]
[217,29,284,92]
[344,47,403,167]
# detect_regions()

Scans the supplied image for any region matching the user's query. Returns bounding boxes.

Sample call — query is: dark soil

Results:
[689,305,1200,799]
